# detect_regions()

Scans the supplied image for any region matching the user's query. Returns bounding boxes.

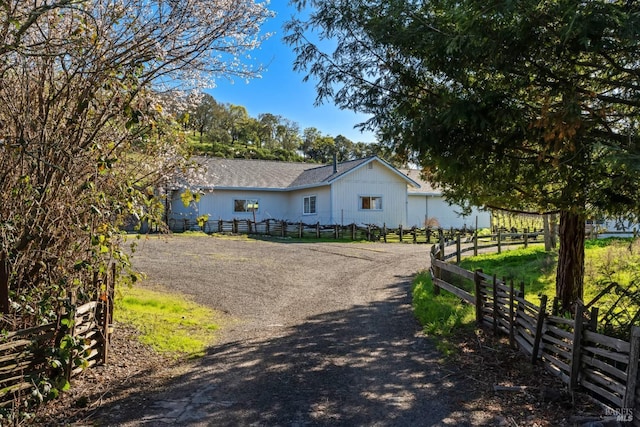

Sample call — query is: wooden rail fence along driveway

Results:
[431,238,640,425]
[0,266,115,410]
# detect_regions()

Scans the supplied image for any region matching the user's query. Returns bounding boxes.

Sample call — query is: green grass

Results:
[412,271,475,355]
[413,238,640,347]
[114,286,223,358]
[459,246,557,301]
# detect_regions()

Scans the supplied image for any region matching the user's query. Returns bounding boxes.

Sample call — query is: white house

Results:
[402,169,491,229]
[168,156,490,230]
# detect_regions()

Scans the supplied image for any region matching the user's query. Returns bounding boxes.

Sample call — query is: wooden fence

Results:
[169,217,543,245]
[0,265,115,410]
[431,238,640,424]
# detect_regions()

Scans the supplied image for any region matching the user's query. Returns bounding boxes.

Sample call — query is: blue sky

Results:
[206,3,376,144]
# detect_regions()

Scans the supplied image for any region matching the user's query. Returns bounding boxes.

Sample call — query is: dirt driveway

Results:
[87,235,487,426]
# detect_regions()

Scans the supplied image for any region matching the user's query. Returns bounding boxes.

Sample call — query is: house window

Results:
[303,195,317,215]
[360,196,382,210]
[234,199,259,213]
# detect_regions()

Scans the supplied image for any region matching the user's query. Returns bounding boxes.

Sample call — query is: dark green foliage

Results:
[285,0,640,310]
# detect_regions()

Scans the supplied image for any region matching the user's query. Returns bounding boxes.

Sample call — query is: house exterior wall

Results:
[285,186,332,223]
[168,189,291,224]
[407,194,491,229]
[331,161,408,226]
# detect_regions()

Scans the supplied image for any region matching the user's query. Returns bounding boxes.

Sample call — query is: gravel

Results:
[37,235,593,426]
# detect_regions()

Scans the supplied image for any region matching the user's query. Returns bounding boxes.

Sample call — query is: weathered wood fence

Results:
[169,218,546,246]
[0,265,115,409]
[171,217,445,242]
[431,239,640,424]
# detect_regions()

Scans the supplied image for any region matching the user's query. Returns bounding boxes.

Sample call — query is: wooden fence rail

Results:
[172,218,450,243]
[0,265,115,410]
[170,218,548,249]
[430,240,640,424]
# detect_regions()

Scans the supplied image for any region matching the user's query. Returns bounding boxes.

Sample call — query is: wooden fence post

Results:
[524,229,529,248]
[570,301,585,391]
[281,221,286,237]
[623,326,640,413]
[383,223,387,243]
[316,222,320,238]
[474,269,484,325]
[497,229,502,254]
[432,247,442,296]
[351,223,356,241]
[456,234,461,264]
[531,295,548,363]
[492,274,498,335]
[509,280,515,348]
[589,306,599,331]
[473,229,478,257]
[399,224,403,242]
[298,221,303,238]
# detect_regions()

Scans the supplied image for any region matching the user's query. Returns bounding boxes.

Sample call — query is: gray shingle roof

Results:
[190,157,315,189]
[181,156,419,191]
[289,157,371,188]
[400,169,441,195]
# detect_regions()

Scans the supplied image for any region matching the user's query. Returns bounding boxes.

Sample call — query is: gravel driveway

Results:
[93,235,481,426]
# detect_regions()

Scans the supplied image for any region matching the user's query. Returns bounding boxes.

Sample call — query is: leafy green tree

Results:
[334,135,353,161]
[228,104,251,144]
[258,113,281,149]
[302,127,322,159]
[191,94,217,141]
[286,0,640,312]
[276,118,302,152]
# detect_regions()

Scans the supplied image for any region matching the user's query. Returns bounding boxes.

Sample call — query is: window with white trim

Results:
[234,199,259,213]
[359,196,382,210]
[303,195,317,215]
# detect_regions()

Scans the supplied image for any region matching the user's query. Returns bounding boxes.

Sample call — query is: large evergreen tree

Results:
[286,0,640,312]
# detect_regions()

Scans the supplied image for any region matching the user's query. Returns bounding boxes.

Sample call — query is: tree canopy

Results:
[285,0,640,312]
[180,93,388,162]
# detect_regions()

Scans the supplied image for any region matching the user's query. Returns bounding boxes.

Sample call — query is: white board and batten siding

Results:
[331,160,409,226]
[402,169,491,230]
[169,190,291,223]
[286,187,332,224]
[407,195,491,229]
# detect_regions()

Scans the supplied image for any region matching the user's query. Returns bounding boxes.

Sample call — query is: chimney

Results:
[333,152,338,174]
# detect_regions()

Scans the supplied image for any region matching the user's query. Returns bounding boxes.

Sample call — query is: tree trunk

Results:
[556,210,585,314]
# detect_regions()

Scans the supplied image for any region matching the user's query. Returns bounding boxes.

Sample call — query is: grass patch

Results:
[412,271,475,356]
[114,286,222,358]
[459,246,557,301]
